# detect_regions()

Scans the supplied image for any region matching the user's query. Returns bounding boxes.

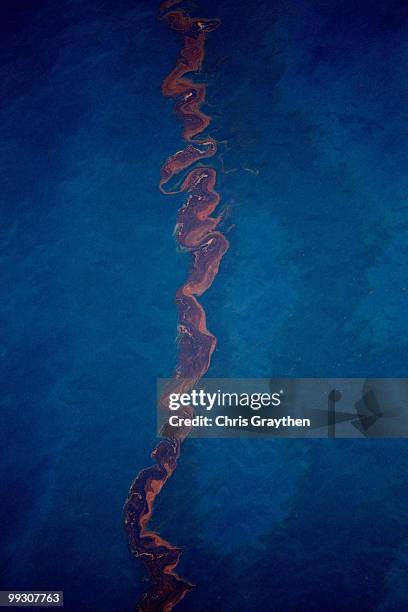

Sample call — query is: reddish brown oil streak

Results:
[123,2,228,610]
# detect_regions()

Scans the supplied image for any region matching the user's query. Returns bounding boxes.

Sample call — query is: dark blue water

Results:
[1,1,407,610]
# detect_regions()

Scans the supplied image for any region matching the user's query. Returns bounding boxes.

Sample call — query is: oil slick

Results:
[123,2,228,610]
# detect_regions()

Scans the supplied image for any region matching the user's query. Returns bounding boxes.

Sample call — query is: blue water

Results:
[1,1,407,610]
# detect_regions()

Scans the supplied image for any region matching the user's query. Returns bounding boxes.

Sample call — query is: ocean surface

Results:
[1,1,407,610]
